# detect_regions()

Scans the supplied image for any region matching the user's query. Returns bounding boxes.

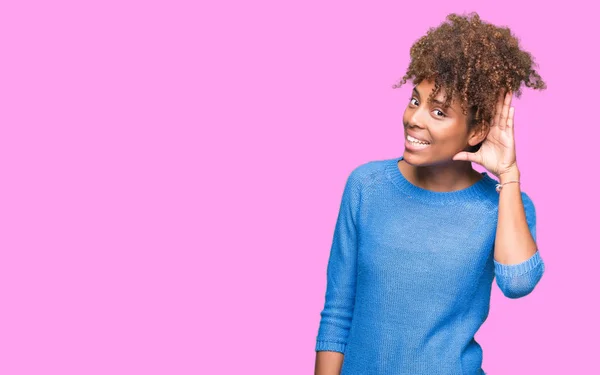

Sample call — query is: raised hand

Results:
[452,90,519,178]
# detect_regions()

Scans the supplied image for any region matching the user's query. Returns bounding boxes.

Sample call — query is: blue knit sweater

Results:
[315,156,545,375]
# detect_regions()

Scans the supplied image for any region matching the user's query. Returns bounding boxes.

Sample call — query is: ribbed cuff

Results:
[494,250,542,277]
[315,340,346,353]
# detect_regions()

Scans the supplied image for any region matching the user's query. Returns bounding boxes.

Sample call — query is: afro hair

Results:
[392,12,547,151]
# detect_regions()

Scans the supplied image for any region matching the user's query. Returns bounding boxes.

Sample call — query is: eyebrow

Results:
[412,86,454,113]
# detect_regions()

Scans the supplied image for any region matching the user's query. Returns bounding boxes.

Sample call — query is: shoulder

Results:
[347,157,390,191]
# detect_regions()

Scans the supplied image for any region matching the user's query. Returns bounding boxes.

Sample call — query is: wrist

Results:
[498,167,520,184]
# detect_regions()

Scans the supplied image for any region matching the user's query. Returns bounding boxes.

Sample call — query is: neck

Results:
[398,158,483,193]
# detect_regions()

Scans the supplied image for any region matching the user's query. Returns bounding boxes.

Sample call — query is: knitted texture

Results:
[315,156,545,375]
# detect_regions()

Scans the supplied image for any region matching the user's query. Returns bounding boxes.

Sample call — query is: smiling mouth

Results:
[406,134,430,145]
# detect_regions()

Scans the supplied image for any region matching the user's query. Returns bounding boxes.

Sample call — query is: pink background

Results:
[0,1,595,374]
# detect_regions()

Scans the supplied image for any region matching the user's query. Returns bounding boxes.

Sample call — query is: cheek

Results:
[436,124,464,138]
[428,130,465,145]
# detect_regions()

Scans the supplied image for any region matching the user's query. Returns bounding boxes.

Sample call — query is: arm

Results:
[493,167,545,298]
[314,351,344,375]
[314,169,362,374]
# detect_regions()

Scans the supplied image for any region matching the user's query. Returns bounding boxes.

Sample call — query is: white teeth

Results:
[407,135,429,145]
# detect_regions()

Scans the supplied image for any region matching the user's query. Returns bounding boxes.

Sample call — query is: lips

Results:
[405,136,430,151]
[406,132,430,144]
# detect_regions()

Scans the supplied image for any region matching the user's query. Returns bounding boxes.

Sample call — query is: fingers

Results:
[453,150,481,164]
[507,106,515,135]
[498,91,513,131]
[452,152,470,161]
[493,89,505,127]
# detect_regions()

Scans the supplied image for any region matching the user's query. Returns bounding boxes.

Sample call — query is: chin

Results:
[402,151,419,165]
[402,150,448,167]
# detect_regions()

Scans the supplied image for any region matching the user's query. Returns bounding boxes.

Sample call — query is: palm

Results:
[453,90,518,177]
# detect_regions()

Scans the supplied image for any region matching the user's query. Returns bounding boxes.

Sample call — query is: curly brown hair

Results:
[392,12,547,151]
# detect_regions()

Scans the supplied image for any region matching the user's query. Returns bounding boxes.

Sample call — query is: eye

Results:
[408,97,447,118]
[433,109,447,118]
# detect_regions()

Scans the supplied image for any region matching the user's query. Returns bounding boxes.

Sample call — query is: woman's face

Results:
[402,79,482,166]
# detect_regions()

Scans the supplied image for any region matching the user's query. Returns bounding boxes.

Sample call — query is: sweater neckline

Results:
[384,156,496,204]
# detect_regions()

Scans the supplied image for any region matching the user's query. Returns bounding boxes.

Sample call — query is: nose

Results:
[407,106,427,129]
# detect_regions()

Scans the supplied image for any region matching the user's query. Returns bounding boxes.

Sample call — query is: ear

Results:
[468,122,488,147]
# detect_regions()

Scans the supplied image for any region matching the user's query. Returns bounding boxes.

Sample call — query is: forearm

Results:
[314,351,344,375]
[493,165,537,264]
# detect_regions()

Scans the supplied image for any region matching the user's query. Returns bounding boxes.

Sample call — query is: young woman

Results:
[314,12,546,375]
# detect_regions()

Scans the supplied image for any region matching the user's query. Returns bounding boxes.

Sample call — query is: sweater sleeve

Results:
[493,191,545,299]
[315,168,362,353]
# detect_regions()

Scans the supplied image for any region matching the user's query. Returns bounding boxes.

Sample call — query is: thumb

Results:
[452,151,479,163]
